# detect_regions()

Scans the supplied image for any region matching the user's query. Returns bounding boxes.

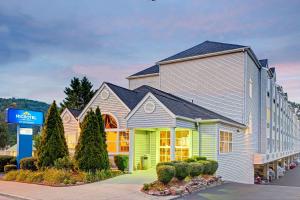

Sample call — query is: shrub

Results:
[72,171,87,183]
[207,160,218,175]
[192,156,207,161]
[54,157,74,171]
[43,168,71,185]
[9,157,17,165]
[3,170,19,181]
[4,164,17,173]
[189,162,204,177]
[143,183,150,191]
[0,155,15,172]
[156,165,175,184]
[20,157,37,171]
[156,161,175,170]
[16,170,31,182]
[184,158,196,163]
[198,160,211,175]
[25,171,44,183]
[174,162,189,180]
[114,155,128,171]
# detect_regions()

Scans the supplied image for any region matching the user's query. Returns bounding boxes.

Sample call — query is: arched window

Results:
[101,114,129,154]
[102,114,118,129]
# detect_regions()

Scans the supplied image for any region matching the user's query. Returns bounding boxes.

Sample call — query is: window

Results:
[103,114,117,129]
[160,131,170,162]
[66,134,77,149]
[175,130,189,161]
[119,131,129,152]
[249,78,253,98]
[219,131,232,153]
[106,131,117,153]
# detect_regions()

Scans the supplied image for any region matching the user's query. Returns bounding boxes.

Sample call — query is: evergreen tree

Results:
[0,122,8,149]
[74,110,103,172]
[37,101,69,168]
[95,107,110,170]
[60,77,95,111]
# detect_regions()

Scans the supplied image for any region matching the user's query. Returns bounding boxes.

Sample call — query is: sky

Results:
[0,0,299,104]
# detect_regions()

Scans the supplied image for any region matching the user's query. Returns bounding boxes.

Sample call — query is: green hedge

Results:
[174,162,189,180]
[114,155,128,171]
[0,156,15,172]
[20,157,37,171]
[189,162,204,177]
[4,164,17,173]
[157,165,175,184]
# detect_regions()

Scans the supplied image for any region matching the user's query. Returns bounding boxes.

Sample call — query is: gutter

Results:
[126,73,159,80]
[196,118,247,129]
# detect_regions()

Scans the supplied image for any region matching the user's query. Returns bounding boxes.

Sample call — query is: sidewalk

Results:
[0,169,172,200]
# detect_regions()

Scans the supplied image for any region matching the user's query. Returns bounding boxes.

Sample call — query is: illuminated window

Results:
[106,131,117,153]
[119,131,129,152]
[160,131,170,162]
[102,114,117,129]
[175,130,189,161]
[219,131,232,153]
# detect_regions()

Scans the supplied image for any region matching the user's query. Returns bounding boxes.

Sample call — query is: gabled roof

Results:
[159,41,247,63]
[133,85,245,126]
[270,67,276,74]
[259,59,268,68]
[128,64,159,78]
[68,108,81,118]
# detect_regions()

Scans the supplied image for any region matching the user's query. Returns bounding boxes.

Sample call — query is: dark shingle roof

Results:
[160,41,247,62]
[270,67,275,74]
[68,108,81,118]
[128,64,159,78]
[259,59,268,68]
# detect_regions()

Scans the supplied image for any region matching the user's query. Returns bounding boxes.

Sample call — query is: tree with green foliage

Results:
[37,101,69,168]
[60,77,95,111]
[95,107,109,170]
[74,110,103,172]
[0,122,9,149]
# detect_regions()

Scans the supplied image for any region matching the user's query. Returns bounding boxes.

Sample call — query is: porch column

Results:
[129,128,134,173]
[170,127,176,161]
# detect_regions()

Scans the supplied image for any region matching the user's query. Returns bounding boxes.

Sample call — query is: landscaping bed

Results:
[142,156,223,196]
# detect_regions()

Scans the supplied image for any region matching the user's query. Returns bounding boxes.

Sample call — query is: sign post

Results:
[6,108,44,168]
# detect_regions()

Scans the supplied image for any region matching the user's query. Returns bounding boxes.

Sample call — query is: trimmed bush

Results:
[189,162,204,177]
[20,157,37,171]
[0,155,15,172]
[198,160,211,175]
[207,160,218,175]
[156,161,176,170]
[192,156,207,161]
[54,157,74,171]
[157,165,175,184]
[25,171,44,183]
[184,158,196,163]
[4,164,17,173]
[174,162,189,180]
[114,155,128,171]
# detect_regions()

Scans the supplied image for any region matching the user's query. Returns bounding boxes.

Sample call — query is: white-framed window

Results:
[219,131,233,154]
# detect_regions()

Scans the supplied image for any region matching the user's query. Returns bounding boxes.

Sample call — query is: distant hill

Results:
[0,98,50,145]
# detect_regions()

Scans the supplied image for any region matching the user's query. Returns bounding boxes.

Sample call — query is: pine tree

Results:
[60,77,95,111]
[74,110,103,172]
[95,107,110,170]
[37,101,69,168]
[0,122,8,149]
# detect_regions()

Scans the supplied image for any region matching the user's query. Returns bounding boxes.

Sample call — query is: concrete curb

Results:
[0,192,36,200]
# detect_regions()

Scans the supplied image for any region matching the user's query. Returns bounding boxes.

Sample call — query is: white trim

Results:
[157,47,248,65]
[218,129,233,155]
[125,92,176,121]
[127,73,159,80]
[78,83,131,120]
[197,119,246,129]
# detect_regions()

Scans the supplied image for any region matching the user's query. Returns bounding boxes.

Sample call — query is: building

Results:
[61,41,300,184]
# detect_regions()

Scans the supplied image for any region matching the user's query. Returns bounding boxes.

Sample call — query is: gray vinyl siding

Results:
[199,123,218,160]
[129,75,160,90]
[217,123,254,184]
[245,53,260,153]
[61,111,79,153]
[191,130,200,157]
[160,52,245,124]
[127,96,175,128]
[79,85,129,129]
[176,119,196,129]
[260,68,268,153]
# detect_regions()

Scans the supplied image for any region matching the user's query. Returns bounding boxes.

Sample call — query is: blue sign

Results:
[6,108,44,125]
